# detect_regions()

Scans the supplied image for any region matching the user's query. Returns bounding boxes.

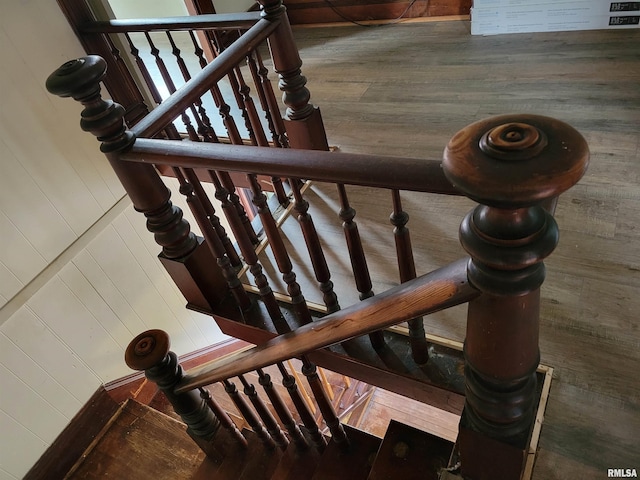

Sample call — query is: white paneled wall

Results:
[0,2,228,478]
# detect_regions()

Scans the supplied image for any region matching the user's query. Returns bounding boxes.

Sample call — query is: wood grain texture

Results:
[285,21,640,478]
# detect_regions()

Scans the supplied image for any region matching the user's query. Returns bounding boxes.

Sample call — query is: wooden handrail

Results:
[80,12,262,34]
[174,258,479,393]
[131,17,280,138]
[121,138,462,194]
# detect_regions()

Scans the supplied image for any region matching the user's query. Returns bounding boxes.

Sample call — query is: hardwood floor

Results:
[278,20,640,479]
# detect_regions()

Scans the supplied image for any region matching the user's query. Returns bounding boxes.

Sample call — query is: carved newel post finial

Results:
[46,56,229,311]
[46,56,134,153]
[443,115,588,479]
[125,330,223,459]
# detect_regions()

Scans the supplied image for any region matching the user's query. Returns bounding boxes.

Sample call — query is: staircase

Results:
[47,2,589,479]
[67,399,453,480]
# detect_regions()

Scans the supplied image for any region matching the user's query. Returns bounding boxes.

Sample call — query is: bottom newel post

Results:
[125,330,224,460]
[443,114,589,479]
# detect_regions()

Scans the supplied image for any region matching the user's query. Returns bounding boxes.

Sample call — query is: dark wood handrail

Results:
[174,258,478,393]
[131,17,280,138]
[121,138,462,194]
[80,12,262,34]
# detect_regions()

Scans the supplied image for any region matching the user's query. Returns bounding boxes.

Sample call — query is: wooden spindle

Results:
[223,379,276,449]
[184,169,242,269]
[257,368,309,449]
[337,184,385,350]
[46,56,227,310]
[188,31,242,145]
[291,179,340,313]
[144,32,200,141]
[124,330,223,459]
[124,33,183,141]
[301,358,349,451]
[238,374,289,450]
[167,31,217,142]
[248,49,289,148]
[249,175,313,327]
[278,362,327,450]
[174,167,251,311]
[232,63,289,206]
[390,189,429,364]
[443,114,589,480]
[199,387,248,448]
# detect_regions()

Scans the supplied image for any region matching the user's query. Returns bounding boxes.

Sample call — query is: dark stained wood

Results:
[309,424,381,480]
[121,138,459,194]
[67,400,209,479]
[443,115,588,478]
[23,387,120,480]
[368,420,453,480]
[176,259,476,392]
[131,18,280,138]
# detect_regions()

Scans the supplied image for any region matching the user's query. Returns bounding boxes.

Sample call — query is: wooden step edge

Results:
[62,399,130,480]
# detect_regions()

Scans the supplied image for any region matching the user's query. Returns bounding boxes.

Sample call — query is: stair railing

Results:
[46,8,589,477]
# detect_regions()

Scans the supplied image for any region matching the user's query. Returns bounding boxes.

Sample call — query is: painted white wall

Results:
[0,2,227,478]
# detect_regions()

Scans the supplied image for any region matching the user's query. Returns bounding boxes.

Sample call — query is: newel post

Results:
[125,330,223,458]
[257,0,329,151]
[46,56,228,311]
[443,115,589,479]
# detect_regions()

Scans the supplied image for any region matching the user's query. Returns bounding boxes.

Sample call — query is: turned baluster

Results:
[248,175,313,327]
[46,56,227,310]
[338,185,385,350]
[443,115,589,480]
[219,171,260,245]
[144,32,200,142]
[199,387,248,448]
[390,189,429,364]
[277,362,327,450]
[124,330,223,458]
[291,179,340,313]
[238,374,289,450]
[183,169,242,269]
[188,31,243,145]
[257,368,309,449]
[232,60,288,206]
[223,379,276,449]
[174,167,250,310]
[166,31,217,142]
[124,33,183,140]
[257,0,330,151]
[248,49,289,148]
[301,358,349,451]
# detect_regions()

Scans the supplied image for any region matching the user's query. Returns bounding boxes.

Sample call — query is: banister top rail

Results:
[174,258,479,393]
[80,12,262,34]
[129,17,280,138]
[122,137,462,194]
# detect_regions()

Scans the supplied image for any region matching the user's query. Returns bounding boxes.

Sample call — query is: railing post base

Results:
[159,236,229,311]
[458,415,528,480]
[284,107,330,151]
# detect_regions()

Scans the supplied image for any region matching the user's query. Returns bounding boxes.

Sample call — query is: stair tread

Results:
[311,424,381,480]
[68,399,211,479]
[368,419,454,480]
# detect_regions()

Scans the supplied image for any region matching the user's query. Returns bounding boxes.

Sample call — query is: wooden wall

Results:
[0,2,227,478]
[283,0,472,25]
